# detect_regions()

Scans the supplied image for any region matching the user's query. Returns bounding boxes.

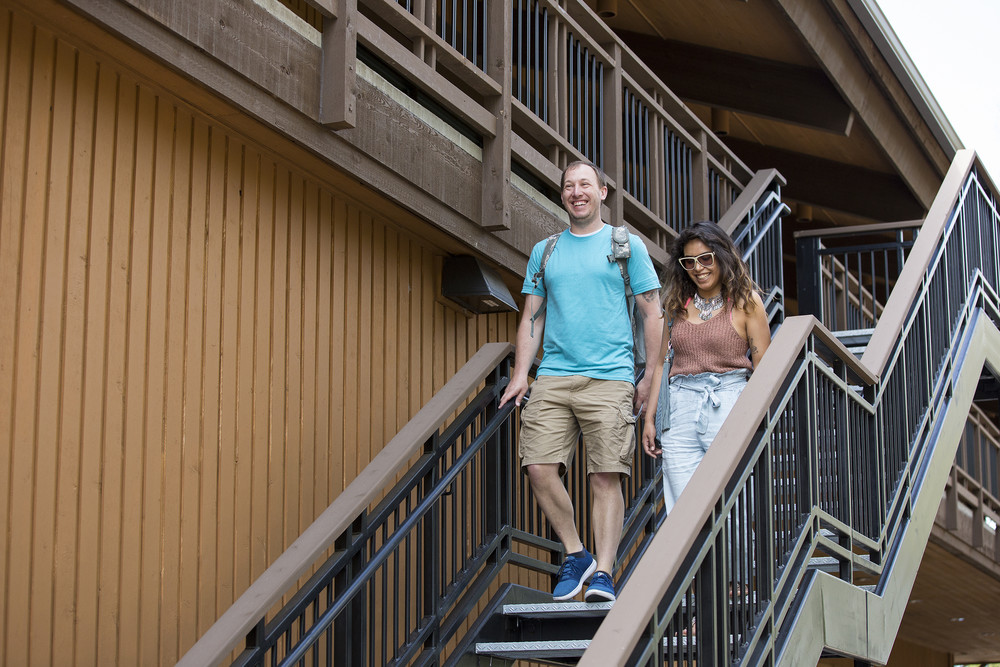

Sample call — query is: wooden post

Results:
[319,0,357,129]
[603,43,623,228]
[481,0,512,231]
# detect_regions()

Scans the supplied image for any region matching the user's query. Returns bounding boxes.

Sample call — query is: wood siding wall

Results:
[0,7,518,665]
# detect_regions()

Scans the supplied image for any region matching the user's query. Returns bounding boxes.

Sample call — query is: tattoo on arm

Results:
[749,336,759,358]
[639,291,660,303]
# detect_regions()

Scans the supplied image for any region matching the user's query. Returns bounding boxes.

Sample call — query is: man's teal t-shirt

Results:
[522,224,660,383]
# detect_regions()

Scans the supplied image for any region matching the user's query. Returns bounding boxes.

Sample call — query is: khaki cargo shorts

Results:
[518,375,636,476]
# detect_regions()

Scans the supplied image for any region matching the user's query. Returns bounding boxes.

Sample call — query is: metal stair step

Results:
[502,601,613,618]
[808,553,878,575]
[833,327,874,353]
[476,639,589,659]
[475,635,723,659]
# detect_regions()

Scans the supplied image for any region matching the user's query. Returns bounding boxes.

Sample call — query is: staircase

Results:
[178,152,999,667]
[578,151,999,666]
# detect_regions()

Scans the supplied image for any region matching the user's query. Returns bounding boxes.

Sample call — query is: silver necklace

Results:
[693,292,724,320]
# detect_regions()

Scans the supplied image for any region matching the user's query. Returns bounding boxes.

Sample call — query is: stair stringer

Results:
[777,310,1000,666]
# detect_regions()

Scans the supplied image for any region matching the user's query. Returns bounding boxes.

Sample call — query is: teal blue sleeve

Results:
[627,234,661,294]
[521,240,547,296]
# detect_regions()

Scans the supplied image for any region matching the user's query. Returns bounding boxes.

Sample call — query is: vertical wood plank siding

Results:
[0,9,518,665]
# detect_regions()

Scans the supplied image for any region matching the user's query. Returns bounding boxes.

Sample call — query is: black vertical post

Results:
[334,515,368,666]
[796,235,822,318]
[422,435,441,655]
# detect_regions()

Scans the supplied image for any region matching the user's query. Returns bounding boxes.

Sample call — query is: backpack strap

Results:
[529,231,562,337]
[608,225,633,298]
[609,225,649,376]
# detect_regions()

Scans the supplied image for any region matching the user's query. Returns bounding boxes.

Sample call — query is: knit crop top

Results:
[668,303,753,378]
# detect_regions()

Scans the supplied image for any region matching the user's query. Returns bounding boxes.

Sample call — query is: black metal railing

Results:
[235,358,518,666]
[796,222,920,333]
[566,32,605,168]
[664,128,695,231]
[228,353,664,666]
[732,183,788,327]
[709,166,739,225]
[623,85,652,209]
[582,154,1000,665]
[437,0,488,71]
[513,0,549,122]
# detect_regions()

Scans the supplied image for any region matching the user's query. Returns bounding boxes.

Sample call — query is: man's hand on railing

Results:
[499,374,530,408]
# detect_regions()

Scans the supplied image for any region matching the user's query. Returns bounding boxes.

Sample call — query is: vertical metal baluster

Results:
[527,0,534,113]
[515,0,522,103]
[642,103,650,205]
[583,46,590,158]
[597,60,604,167]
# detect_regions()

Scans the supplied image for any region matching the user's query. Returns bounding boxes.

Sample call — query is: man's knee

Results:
[588,470,623,493]
[526,462,562,484]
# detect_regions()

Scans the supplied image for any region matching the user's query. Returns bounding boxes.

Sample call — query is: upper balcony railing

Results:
[947,401,1000,552]
[286,0,752,255]
[796,221,920,336]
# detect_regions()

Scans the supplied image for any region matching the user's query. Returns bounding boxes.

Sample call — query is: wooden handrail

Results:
[793,218,922,239]
[718,168,786,235]
[862,150,976,376]
[177,342,514,667]
[579,315,875,666]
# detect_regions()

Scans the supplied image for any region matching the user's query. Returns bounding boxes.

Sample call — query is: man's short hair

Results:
[561,160,607,190]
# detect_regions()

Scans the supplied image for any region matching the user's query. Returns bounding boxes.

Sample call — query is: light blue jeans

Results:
[659,369,748,514]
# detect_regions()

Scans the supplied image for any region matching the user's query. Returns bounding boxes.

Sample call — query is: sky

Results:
[875,0,1000,179]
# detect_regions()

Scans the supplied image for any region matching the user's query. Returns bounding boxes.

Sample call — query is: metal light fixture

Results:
[441,255,519,314]
[711,108,731,136]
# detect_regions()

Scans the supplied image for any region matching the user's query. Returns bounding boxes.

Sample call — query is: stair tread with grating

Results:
[833,327,875,357]
[476,639,589,658]
[476,634,730,659]
[502,601,613,618]
[809,553,878,575]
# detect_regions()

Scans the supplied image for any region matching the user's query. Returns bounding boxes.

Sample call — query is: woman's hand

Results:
[641,417,661,458]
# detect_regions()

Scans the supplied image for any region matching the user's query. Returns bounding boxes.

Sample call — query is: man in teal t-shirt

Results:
[500,160,662,603]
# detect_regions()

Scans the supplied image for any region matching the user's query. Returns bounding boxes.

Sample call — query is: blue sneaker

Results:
[552,550,597,600]
[585,571,616,602]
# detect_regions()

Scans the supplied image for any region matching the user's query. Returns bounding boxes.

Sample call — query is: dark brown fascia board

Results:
[725,137,925,222]
[616,30,854,136]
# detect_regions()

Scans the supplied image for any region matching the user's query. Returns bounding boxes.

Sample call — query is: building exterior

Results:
[0,0,997,665]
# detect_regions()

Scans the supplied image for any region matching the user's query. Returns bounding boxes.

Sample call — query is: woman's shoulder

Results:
[731,290,764,312]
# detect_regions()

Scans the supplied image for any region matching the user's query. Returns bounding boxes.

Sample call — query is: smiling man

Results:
[500,160,663,603]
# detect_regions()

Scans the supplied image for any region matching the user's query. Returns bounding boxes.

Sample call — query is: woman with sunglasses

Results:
[641,220,771,513]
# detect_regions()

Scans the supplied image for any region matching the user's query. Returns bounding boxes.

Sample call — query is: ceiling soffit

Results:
[618,31,854,136]
[590,0,948,225]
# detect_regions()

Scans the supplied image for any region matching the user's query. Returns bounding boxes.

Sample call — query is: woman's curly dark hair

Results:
[663,220,759,319]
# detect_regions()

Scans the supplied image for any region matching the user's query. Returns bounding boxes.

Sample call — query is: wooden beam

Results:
[774,0,942,209]
[617,31,854,135]
[724,137,925,221]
